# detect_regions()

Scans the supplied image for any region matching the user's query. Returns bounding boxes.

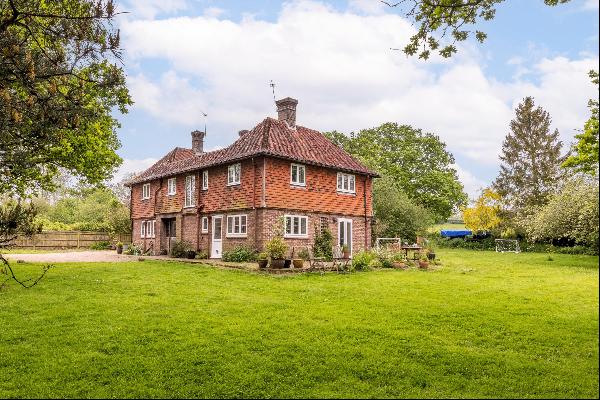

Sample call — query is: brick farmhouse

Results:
[128,98,378,258]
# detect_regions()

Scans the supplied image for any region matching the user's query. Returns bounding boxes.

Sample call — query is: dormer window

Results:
[337,173,355,194]
[290,163,305,186]
[227,163,241,186]
[167,178,176,195]
[142,183,150,200]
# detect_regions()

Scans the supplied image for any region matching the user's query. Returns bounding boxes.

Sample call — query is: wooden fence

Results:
[10,231,132,249]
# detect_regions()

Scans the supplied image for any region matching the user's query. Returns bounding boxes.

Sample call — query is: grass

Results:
[1,249,598,398]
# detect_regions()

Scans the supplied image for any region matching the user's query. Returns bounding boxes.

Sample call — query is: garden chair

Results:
[332,245,351,273]
[306,246,326,275]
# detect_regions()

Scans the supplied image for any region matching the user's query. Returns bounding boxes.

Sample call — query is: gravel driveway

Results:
[4,250,135,263]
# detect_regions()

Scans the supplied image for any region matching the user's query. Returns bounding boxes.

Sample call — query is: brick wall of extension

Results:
[131,155,373,256]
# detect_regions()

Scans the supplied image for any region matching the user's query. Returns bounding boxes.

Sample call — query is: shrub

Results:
[222,246,257,262]
[297,248,310,260]
[313,228,333,261]
[90,241,111,250]
[265,237,288,259]
[368,259,383,269]
[170,240,192,258]
[124,243,142,256]
[195,250,208,259]
[351,250,377,271]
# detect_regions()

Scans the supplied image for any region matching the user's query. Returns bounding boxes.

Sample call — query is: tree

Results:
[0,0,132,196]
[372,177,434,242]
[383,0,571,60]
[562,70,599,176]
[520,177,599,251]
[326,123,467,222]
[493,97,563,211]
[462,188,502,233]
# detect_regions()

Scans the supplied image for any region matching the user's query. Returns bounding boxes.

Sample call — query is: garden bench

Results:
[332,245,351,273]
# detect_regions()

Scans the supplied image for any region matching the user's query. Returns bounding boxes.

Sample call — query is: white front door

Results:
[211,215,223,258]
[338,218,353,256]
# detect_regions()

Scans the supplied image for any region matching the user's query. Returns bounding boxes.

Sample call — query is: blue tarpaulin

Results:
[440,230,473,238]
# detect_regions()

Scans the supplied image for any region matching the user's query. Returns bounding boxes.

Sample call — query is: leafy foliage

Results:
[0,0,131,196]
[383,0,571,60]
[372,177,434,242]
[313,228,333,261]
[326,123,467,222]
[222,246,257,262]
[170,240,192,258]
[521,178,599,250]
[33,188,130,234]
[493,97,564,212]
[264,237,288,260]
[351,250,377,271]
[462,189,502,234]
[562,70,599,176]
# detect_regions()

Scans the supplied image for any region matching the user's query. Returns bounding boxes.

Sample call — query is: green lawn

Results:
[1,250,598,398]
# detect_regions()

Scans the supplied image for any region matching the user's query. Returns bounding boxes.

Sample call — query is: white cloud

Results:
[349,0,386,15]
[120,0,599,182]
[453,164,487,200]
[113,158,158,183]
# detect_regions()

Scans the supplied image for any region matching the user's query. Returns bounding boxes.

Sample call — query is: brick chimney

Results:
[238,129,249,137]
[191,130,206,155]
[275,97,298,128]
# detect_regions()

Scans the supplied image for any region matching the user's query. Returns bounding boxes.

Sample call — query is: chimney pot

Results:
[275,97,298,128]
[238,129,249,137]
[191,130,206,154]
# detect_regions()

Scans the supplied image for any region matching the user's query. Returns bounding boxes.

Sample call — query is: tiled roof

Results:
[128,117,378,185]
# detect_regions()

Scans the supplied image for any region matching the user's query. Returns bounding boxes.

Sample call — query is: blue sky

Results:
[113,0,599,198]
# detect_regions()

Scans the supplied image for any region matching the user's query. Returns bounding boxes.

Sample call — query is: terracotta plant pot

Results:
[292,259,304,269]
[418,260,429,269]
[343,250,350,259]
[257,259,268,269]
[270,259,285,269]
[392,262,407,270]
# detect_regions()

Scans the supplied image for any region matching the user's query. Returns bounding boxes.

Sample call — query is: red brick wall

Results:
[131,180,161,219]
[200,158,260,212]
[264,158,373,217]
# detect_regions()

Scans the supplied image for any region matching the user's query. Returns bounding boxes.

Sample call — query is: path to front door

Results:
[211,215,223,258]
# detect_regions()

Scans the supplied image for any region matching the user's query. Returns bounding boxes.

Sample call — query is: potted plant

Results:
[116,242,123,254]
[257,252,268,269]
[265,237,288,269]
[391,252,407,269]
[418,255,429,269]
[186,250,197,259]
[293,248,309,269]
[342,244,350,259]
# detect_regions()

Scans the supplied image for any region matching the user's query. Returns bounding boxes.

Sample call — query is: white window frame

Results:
[201,217,209,233]
[202,170,209,190]
[226,214,247,237]
[185,175,196,208]
[167,178,176,196]
[227,163,241,186]
[284,215,308,238]
[290,163,306,186]
[142,183,150,200]
[141,220,155,238]
[140,221,146,238]
[336,172,356,194]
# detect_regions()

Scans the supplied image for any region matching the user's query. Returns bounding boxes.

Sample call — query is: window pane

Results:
[299,166,305,183]
[227,217,233,233]
[293,217,299,235]
[349,175,355,191]
[286,217,291,234]
[300,217,306,235]
[337,174,342,189]
[291,165,297,182]
[234,217,240,233]
[241,216,247,233]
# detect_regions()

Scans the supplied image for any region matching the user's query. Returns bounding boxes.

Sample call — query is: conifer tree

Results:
[493,97,563,211]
